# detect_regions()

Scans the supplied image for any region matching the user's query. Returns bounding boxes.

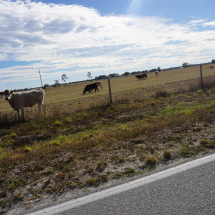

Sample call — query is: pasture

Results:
[0,64,214,112]
[1,64,215,214]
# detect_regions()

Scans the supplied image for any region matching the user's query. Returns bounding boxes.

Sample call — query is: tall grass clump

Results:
[154,88,170,99]
[163,150,171,160]
[188,80,201,92]
[203,76,215,89]
[0,112,18,126]
[145,155,157,166]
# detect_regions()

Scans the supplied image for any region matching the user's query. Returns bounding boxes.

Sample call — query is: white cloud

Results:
[188,19,207,26]
[202,21,215,27]
[0,0,215,84]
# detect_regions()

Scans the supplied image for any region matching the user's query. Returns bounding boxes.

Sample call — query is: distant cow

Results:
[155,71,159,76]
[83,83,99,95]
[95,81,103,89]
[209,66,214,69]
[0,88,46,120]
[135,74,147,80]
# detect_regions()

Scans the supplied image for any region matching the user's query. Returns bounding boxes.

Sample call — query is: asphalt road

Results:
[25,154,215,215]
[61,159,215,215]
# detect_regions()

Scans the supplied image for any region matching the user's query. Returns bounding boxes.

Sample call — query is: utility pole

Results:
[39,70,43,87]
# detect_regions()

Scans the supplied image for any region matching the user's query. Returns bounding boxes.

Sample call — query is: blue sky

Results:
[0,0,215,91]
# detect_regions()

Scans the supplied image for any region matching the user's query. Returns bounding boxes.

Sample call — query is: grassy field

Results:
[0,64,214,112]
[1,64,215,214]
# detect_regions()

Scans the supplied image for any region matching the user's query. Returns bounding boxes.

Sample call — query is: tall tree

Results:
[54,80,59,87]
[61,74,68,83]
[87,72,93,82]
[123,72,130,77]
[182,62,189,68]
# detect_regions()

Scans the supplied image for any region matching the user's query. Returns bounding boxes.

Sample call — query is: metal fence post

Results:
[108,79,112,104]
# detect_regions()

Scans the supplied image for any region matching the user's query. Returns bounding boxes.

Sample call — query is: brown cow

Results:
[209,66,214,69]
[0,88,46,120]
[83,83,99,95]
[135,74,147,80]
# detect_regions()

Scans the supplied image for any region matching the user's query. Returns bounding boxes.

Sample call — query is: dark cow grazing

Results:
[0,88,46,120]
[83,83,99,95]
[135,74,147,80]
[209,66,214,69]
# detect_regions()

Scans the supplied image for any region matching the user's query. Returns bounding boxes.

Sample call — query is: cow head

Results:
[1,90,14,101]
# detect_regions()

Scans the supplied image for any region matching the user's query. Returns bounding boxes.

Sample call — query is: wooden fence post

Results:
[108,78,112,104]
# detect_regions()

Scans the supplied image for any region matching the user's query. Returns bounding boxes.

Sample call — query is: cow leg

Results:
[20,107,26,120]
[38,101,42,118]
[42,103,46,115]
[17,109,21,121]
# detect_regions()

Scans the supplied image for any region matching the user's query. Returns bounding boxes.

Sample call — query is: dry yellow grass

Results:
[0,64,214,112]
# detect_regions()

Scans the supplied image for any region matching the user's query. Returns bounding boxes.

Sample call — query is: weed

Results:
[163,150,171,160]
[167,136,182,142]
[55,120,62,125]
[24,146,32,152]
[193,127,202,132]
[121,125,129,130]
[124,168,135,174]
[56,135,66,141]
[79,155,89,161]
[0,153,7,159]
[200,139,215,149]
[145,155,157,166]
[181,145,199,157]
[50,140,61,146]
[65,116,72,123]
[145,146,155,154]
[96,161,107,172]
[139,154,145,161]
[118,158,125,163]
[9,178,27,189]
[203,123,210,127]
[86,178,99,187]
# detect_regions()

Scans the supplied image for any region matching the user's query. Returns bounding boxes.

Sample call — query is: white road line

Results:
[27,153,215,215]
